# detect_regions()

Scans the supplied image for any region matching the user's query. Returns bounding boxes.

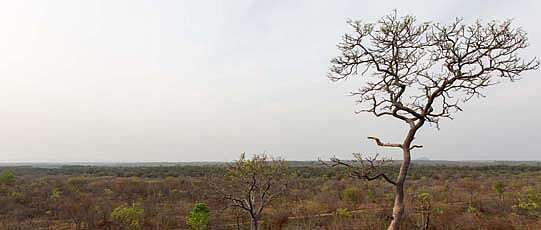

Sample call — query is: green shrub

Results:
[336,208,352,217]
[187,203,210,230]
[341,186,363,204]
[0,169,16,185]
[111,202,145,230]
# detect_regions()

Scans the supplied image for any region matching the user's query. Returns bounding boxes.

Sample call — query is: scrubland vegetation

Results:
[0,10,538,230]
[1,160,540,229]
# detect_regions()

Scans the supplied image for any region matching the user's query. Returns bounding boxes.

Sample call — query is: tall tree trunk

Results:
[388,147,410,230]
[387,119,423,230]
[388,122,420,230]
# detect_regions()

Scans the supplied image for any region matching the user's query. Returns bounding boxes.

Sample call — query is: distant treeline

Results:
[2,162,541,179]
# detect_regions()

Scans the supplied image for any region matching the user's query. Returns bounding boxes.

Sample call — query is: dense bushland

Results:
[0,162,540,229]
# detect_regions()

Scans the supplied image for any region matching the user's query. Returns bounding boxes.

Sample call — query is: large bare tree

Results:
[327,12,538,229]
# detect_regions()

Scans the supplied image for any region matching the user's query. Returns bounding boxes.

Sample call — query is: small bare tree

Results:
[327,11,538,229]
[217,153,288,230]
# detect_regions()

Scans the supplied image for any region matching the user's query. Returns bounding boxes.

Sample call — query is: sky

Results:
[0,0,539,162]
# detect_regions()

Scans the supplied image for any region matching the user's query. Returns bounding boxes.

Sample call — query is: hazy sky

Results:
[0,0,539,162]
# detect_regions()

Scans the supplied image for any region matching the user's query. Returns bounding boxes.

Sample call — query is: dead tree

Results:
[217,153,289,230]
[327,11,538,229]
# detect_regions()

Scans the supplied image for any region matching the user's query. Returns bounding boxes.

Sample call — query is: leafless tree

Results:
[215,153,289,230]
[327,11,538,229]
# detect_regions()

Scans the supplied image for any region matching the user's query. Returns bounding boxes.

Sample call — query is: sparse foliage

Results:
[413,192,432,230]
[0,164,540,229]
[217,153,289,230]
[494,181,506,208]
[328,11,538,229]
[342,186,363,204]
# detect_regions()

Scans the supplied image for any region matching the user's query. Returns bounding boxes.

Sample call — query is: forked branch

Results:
[367,136,403,148]
[323,153,396,185]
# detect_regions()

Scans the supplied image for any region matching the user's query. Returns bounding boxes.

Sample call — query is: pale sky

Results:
[0,0,539,162]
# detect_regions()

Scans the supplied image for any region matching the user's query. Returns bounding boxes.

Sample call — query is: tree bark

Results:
[388,147,410,230]
[388,123,420,230]
[251,218,259,230]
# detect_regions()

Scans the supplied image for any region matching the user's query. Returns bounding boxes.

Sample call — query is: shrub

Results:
[336,208,351,217]
[111,202,145,230]
[342,186,363,205]
[0,169,16,185]
[187,203,210,230]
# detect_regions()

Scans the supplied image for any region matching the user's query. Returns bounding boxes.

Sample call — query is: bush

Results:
[336,208,352,217]
[0,169,16,185]
[187,203,210,230]
[341,186,363,204]
[111,202,145,230]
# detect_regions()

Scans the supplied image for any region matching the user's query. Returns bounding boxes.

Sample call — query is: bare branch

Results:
[324,153,397,185]
[329,15,538,128]
[327,12,538,228]
[367,136,403,148]
[214,153,289,226]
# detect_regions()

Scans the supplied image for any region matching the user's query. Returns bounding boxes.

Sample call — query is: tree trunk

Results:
[236,212,241,230]
[423,212,430,230]
[388,145,412,230]
[251,218,259,230]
